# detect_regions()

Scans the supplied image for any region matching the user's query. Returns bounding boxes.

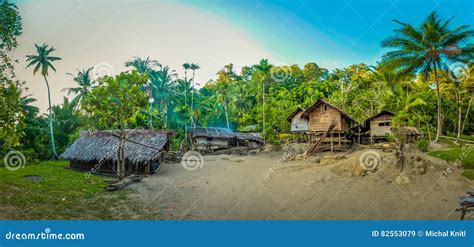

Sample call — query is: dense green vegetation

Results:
[0,0,473,165]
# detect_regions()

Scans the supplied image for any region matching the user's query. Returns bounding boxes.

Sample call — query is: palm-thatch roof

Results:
[190,127,235,139]
[190,127,263,143]
[302,99,357,123]
[60,129,170,163]
[234,132,263,143]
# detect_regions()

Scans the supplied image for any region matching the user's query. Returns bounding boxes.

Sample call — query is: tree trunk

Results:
[224,96,230,129]
[461,97,472,134]
[433,66,442,143]
[118,129,125,179]
[262,80,265,141]
[191,70,195,127]
[457,92,462,142]
[43,75,58,159]
[148,103,153,129]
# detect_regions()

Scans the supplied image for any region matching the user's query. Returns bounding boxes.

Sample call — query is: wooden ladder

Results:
[308,120,336,155]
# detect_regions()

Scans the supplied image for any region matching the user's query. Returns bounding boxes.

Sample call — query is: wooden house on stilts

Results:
[301,99,358,154]
[358,110,394,144]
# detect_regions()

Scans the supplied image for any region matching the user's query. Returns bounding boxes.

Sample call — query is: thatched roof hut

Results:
[61,129,171,174]
[189,127,263,150]
[190,127,235,139]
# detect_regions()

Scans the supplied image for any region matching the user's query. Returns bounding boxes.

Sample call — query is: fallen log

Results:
[440,136,474,144]
[106,174,143,191]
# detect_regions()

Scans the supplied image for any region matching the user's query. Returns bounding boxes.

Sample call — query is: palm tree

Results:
[26,43,61,158]
[189,63,200,127]
[216,64,236,129]
[126,57,160,128]
[255,59,272,139]
[149,66,178,128]
[125,56,160,75]
[382,11,473,142]
[182,63,191,135]
[20,93,39,115]
[62,67,94,109]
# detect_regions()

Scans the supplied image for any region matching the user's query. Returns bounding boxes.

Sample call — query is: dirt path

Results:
[128,150,474,220]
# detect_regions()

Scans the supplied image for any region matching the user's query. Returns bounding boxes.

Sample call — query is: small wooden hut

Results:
[301,99,358,153]
[361,110,394,137]
[60,129,171,175]
[302,99,357,132]
[357,110,395,144]
[286,107,309,133]
[190,127,263,151]
[190,127,236,150]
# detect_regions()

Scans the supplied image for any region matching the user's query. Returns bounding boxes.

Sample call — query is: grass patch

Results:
[428,145,474,180]
[461,169,474,180]
[0,161,161,219]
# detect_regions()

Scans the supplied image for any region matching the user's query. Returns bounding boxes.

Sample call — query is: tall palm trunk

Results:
[462,97,472,133]
[456,92,462,142]
[191,70,196,127]
[433,66,442,142]
[224,96,230,129]
[262,80,265,140]
[43,75,58,158]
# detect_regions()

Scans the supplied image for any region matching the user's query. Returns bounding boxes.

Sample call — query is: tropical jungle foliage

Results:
[0,0,473,162]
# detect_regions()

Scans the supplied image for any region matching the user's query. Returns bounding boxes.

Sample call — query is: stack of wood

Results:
[457,189,474,220]
[106,174,143,191]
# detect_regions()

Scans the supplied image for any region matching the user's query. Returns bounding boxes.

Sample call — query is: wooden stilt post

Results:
[145,161,150,175]
[330,132,333,152]
[338,132,341,147]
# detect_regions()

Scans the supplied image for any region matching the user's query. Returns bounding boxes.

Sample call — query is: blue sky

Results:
[184,0,473,68]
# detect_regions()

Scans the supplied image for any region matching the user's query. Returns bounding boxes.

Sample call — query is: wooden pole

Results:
[330,132,333,152]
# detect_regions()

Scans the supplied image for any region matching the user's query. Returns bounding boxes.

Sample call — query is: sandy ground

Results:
[127,147,474,220]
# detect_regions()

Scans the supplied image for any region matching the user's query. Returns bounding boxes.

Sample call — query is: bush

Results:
[417,139,429,152]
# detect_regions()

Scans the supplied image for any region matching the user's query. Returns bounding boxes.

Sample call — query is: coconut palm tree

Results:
[382,11,473,142]
[125,56,160,75]
[25,43,61,158]
[189,63,200,127]
[216,64,237,129]
[62,67,94,109]
[255,59,272,139]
